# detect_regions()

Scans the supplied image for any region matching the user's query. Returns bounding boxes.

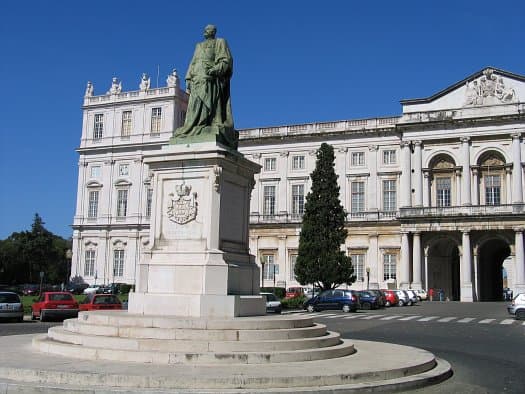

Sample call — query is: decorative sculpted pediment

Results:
[464,68,517,106]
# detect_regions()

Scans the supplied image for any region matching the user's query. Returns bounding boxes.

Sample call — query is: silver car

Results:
[0,291,24,322]
[394,290,411,306]
[507,293,525,320]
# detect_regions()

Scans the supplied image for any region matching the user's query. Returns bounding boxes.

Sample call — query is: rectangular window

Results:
[90,166,101,178]
[351,181,365,212]
[436,177,451,207]
[117,189,128,217]
[121,110,132,137]
[289,254,298,281]
[263,185,276,216]
[383,150,396,165]
[291,155,305,170]
[151,107,162,134]
[145,188,153,217]
[383,253,397,280]
[485,175,501,206]
[350,254,365,281]
[382,180,397,211]
[93,114,104,140]
[113,250,124,277]
[84,250,95,277]
[264,157,276,171]
[88,190,99,218]
[119,164,129,176]
[262,255,278,280]
[351,152,365,167]
[291,184,304,216]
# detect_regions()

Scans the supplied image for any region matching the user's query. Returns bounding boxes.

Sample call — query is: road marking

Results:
[379,315,403,320]
[359,314,382,320]
[457,318,476,323]
[418,316,439,322]
[478,319,495,324]
[500,319,515,325]
[437,317,457,322]
[343,314,361,319]
[398,315,421,321]
[324,315,343,319]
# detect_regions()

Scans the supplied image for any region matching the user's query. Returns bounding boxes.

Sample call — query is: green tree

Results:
[294,143,355,291]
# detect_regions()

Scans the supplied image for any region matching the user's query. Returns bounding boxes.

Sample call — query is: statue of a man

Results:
[171,25,238,149]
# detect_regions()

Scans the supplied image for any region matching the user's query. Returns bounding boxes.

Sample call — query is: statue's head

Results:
[204,25,217,39]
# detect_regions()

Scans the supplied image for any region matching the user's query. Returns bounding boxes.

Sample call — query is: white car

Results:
[261,292,282,314]
[507,293,525,320]
[83,285,100,295]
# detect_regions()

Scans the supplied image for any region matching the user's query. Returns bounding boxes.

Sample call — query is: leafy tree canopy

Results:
[294,143,356,291]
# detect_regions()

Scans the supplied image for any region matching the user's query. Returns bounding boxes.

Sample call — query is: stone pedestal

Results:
[128,142,265,317]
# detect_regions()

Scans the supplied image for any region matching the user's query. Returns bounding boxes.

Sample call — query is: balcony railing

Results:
[399,204,525,218]
[249,210,399,224]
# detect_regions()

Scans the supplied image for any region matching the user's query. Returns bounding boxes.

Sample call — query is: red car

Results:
[79,293,123,311]
[381,289,400,307]
[285,287,305,299]
[31,292,79,321]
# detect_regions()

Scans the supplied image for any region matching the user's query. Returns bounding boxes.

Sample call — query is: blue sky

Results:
[1,0,523,239]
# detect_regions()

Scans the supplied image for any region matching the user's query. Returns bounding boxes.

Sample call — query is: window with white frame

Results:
[289,254,298,281]
[350,253,365,281]
[382,149,396,165]
[88,190,99,218]
[351,151,365,167]
[113,249,124,277]
[84,250,95,277]
[291,184,304,216]
[262,254,278,280]
[291,155,305,170]
[116,189,128,217]
[121,110,132,137]
[150,107,162,134]
[93,114,104,140]
[263,185,276,216]
[90,166,101,178]
[264,157,276,171]
[351,181,365,212]
[436,177,451,207]
[485,175,501,206]
[118,164,129,176]
[382,180,397,211]
[383,253,397,280]
[145,188,153,217]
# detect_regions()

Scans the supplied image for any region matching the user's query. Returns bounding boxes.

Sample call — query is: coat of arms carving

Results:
[167,182,197,224]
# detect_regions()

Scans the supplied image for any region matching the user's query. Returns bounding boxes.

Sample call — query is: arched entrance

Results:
[426,236,460,301]
[477,238,510,301]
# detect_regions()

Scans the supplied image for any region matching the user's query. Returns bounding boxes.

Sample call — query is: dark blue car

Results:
[304,289,358,313]
[356,290,380,310]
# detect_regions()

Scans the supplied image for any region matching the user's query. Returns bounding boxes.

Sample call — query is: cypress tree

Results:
[295,143,355,290]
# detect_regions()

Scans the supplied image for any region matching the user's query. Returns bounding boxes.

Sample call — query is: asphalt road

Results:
[0,301,523,393]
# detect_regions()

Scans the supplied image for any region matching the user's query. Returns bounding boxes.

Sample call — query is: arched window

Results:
[478,152,506,206]
[429,154,457,207]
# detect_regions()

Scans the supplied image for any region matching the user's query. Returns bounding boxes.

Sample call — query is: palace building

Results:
[71,67,525,301]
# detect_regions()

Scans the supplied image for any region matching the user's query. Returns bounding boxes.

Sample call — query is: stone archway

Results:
[477,238,511,301]
[426,236,460,301]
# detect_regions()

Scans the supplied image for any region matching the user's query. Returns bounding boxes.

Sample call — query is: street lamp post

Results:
[94,271,98,287]
[366,267,370,290]
[65,249,72,285]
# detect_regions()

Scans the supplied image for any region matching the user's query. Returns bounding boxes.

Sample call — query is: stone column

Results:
[511,133,523,204]
[472,168,479,206]
[461,230,473,301]
[368,145,378,211]
[423,170,430,207]
[411,232,422,289]
[514,227,525,294]
[506,168,512,205]
[367,233,379,289]
[473,246,479,302]
[424,246,429,291]
[400,141,412,207]
[278,151,289,216]
[400,231,410,289]
[413,141,423,206]
[455,169,462,206]
[461,137,471,205]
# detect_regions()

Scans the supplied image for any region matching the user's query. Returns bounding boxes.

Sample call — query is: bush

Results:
[119,284,132,294]
[281,295,306,309]
[261,287,285,299]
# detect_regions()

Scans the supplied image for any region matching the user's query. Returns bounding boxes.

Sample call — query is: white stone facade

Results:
[71,68,525,301]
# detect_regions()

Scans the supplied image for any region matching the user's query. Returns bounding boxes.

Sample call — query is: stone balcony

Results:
[399,203,525,219]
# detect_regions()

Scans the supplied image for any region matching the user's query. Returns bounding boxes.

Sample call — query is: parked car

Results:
[381,289,399,307]
[405,290,419,305]
[414,289,428,301]
[83,285,101,295]
[356,290,380,310]
[65,282,89,295]
[304,289,358,313]
[305,287,321,300]
[507,293,525,320]
[261,292,282,314]
[285,286,306,299]
[79,293,123,311]
[0,291,24,322]
[20,284,39,296]
[367,289,386,308]
[31,292,79,321]
[394,290,411,306]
